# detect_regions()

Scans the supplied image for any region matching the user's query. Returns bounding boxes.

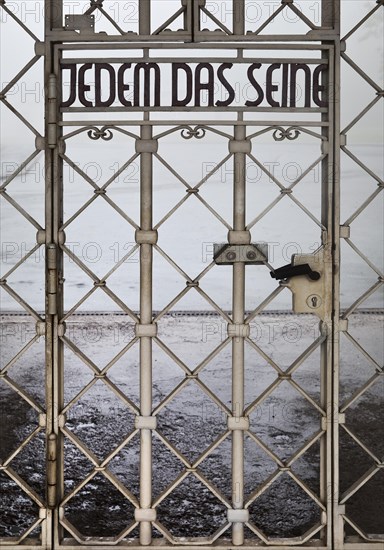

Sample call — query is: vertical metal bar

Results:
[231,122,246,546]
[139,123,154,546]
[331,0,342,547]
[233,0,245,35]
[139,0,151,35]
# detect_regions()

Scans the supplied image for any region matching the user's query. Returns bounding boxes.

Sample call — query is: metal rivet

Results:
[246,250,256,260]
[226,251,236,261]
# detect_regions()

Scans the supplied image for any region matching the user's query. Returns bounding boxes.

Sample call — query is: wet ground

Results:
[1,312,383,542]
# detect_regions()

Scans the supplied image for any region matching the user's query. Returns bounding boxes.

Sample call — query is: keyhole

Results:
[311,296,318,308]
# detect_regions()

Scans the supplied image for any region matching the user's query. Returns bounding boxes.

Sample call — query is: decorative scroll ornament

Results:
[87,127,114,141]
[180,126,206,140]
[272,127,301,141]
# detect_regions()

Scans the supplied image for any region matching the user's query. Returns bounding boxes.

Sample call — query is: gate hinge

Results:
[47,244,58,315]
[214,243,268,265]
[47,433,57,508]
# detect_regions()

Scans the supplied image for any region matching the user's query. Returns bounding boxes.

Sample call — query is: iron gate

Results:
[0,1,383,549]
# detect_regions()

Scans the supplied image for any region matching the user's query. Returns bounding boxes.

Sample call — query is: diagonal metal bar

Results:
[97,5,125,35]
[341,146,383,186]
[341,424,382,465]
[340,372,382,413]
[341,52,383,94]
[341,278,383,318]
[1,98,42,138]
[61,286,98,323]
[340,464,380,504]
[342,1,383,41]
[345,238,383,278]
[200,6,233,35]
[153,431,191,470]
[0,282,44,322]
[2,374,44,413]
[343,185,383,226]
[287,3,317,29]
[245,377,281,417]
[0,150,41,191]
[195,287,233,323]
[154,152,191,189]
[245,336,284,376]
[61,378,98,416]
[1,244,41,282]
[61,335,101,375]
[4,465,45,507]
[286,429,324,468]
[194,193,232,230]
[287,193,326,229]
[0,56,40,96]
[253,4,285,35]
[245,285,286,324]
[101,244,140,282]
[152,378,190,417]
[195,378,232,417]
[100,336,139,375]
[101,285,140,321]
[192,431,231,468]
[193,337,231,376]
[195,153,233,191]
[153,286,190,323]
[286,334,326,376]
[153,337,193,376]
[244,520,268,543]
[152,6,186,35]
[245,468,283,508]
[0,190,43,230]
[151,470,190,508]
[287,470,325,510]
[194,469,232,508]
[343,331,382,373]
[342,95,382,135]
[2,425,42,467]
[153,193,190,231]
[0,334,40,376]
[288,378,326,416]
[99,429,140,468]
[102,468,140,507]
[154,244,192,282]
[246,430,285,468]
[343,514,384,543]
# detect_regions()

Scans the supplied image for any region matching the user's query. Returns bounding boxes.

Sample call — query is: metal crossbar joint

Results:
[39,509,47,520]
[36,321,46,337]
[135,230,158,244]
[340,40,347,52]
[228,140,252,154]
[94,281,106,287]
[227,323,250,338]
[338,319,348,332]
[94,466,106,471]
[186,373,199,380]
[47,243,58,315]
[94,188,106,195]
[340,225,350,239]
[58,323,66,337]
[34,42,45,56]
[134,508,157,522]
[135,416,157,430]
[35,136,46,151]
[279,373,291,380]
[279,466,291,472]
[228,230,251,245]
[135,323,158,337]
[186,188,199,194]
[59,414,66,428]
[340,134,347,146]
[94,373,106,379]
[227,509,249,523]
[186,281,199,287]
[38,414,46,427]
[0,279,7,285]
[36,229,46,245]
[135,139,158,154]
[280,188,293,194]
[227,416,250,431]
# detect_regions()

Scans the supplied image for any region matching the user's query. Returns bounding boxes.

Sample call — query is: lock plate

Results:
[214,243,268,265]
[284,247,330,320]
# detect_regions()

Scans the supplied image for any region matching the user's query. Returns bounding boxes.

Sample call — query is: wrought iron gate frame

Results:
[1,1,383,549]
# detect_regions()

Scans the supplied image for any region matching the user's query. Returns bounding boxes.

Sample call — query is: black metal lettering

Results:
[215,63,235,107]
[266,63,281,108]
[78,63,93,108]
[117,63,132,107]
[313,64,328,107]
[195,63,215,107]
[172,63,193,107]
[245,63,264,107]
[134,63,161,107]
[95,63,116,107]
[281,63,289,108]
[61,63,77,108]
[290,63,311,108]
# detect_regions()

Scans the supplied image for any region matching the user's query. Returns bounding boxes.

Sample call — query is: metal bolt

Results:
[226,251,236,261]
[246,250,256,261]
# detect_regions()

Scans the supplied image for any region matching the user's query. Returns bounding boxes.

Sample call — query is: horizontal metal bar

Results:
[61,57,328,65]
[62,107,327,113]
[59,120,330,127]
[53,40,335,49]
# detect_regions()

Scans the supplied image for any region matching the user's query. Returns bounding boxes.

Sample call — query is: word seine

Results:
[61,61,328,109]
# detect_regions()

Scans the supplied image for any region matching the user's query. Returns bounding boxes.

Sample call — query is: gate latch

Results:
[271,247,329,319]
[214,243,268,265]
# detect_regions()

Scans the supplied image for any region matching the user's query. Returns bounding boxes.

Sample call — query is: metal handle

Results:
[270,263,321,281]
